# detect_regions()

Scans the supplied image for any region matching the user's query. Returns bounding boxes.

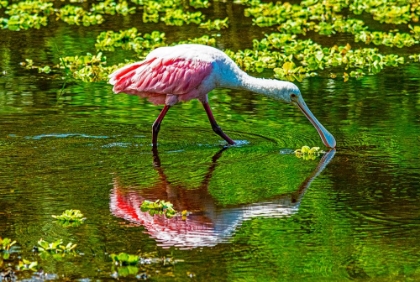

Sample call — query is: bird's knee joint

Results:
[152,123,161,133]
[212,125,222,134]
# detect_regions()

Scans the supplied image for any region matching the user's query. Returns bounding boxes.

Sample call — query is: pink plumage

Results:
[110,47,213,105]
[108,44,336,148]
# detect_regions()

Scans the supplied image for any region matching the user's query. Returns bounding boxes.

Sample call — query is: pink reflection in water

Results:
[110,148,335,249]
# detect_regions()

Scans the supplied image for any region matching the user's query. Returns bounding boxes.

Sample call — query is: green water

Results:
[1,2,420,282]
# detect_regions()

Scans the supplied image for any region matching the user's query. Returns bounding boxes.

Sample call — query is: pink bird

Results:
[109,44,336,148]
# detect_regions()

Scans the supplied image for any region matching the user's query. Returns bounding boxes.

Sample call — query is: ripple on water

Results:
[332,150,420,240]
[101,142,139,148]
[23,133,110,140]
[225,129,326,149]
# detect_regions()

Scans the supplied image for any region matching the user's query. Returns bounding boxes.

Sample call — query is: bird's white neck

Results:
[237,74,295,102]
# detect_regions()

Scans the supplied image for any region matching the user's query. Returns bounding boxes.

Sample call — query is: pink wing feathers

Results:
[109,56,213,105]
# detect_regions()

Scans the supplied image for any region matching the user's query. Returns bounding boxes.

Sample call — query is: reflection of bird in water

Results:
[110,148,336,249]
[109,44,336,148]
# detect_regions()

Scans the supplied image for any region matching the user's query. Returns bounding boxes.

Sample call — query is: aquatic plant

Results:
[140,199,177,218]
[110,252,139,266]
[199,17,229,30]
[0,237,17,260]
[161,8,203,26]
[56,5,104,26]
[52,209,86,227]
[16,259,38,271]
[109,252,182,278]
[13,0,420,82]
[176,34,216,46]
[109,252,141,278]
[0,237,16,252]
[21,59,51,73]
[91,0,136,16]
[37,239,77,254]
[189,0,210,9]
[59,52,117,82]
[95,28,166,54]
[0,0,53,30]
[294,146,325,160]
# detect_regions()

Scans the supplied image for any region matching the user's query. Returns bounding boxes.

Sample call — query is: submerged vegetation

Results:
[0,0,418,81]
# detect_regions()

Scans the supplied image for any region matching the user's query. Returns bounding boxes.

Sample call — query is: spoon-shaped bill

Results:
[294,98,336,148]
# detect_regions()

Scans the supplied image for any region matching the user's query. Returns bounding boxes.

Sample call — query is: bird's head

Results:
[278,81,336,148]
[279,82,302,104]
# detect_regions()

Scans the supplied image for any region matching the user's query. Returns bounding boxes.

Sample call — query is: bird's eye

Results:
[290,93,297,99]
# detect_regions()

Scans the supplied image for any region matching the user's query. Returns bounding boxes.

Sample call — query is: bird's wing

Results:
[109,57,213,95]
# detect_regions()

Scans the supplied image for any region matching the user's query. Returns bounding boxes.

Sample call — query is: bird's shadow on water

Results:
[110,147,336,249]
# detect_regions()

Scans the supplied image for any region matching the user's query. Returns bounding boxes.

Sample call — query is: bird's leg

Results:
[202,102,235,145]
[152,105,170,147]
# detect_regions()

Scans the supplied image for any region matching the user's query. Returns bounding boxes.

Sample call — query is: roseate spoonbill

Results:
[109,44,336,148]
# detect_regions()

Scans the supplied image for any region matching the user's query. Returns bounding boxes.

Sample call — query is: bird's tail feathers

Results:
[108,62,144,93]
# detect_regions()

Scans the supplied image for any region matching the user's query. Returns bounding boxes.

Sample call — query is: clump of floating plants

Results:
[0,238,39,274]
[294,146,325,160]
[52,209,86,227]
[0,237,16,252]
[7,0,420,82]
[0,237,16,259]
[110,252,140,266]
[37,239,77,258]
[140,199,188,220]
[0,0,227,29]
[140,199,178,219]
[16,259,38,271]
[109,252,182,278]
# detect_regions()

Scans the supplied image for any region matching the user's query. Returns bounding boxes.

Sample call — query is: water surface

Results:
[1,2,420,281]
